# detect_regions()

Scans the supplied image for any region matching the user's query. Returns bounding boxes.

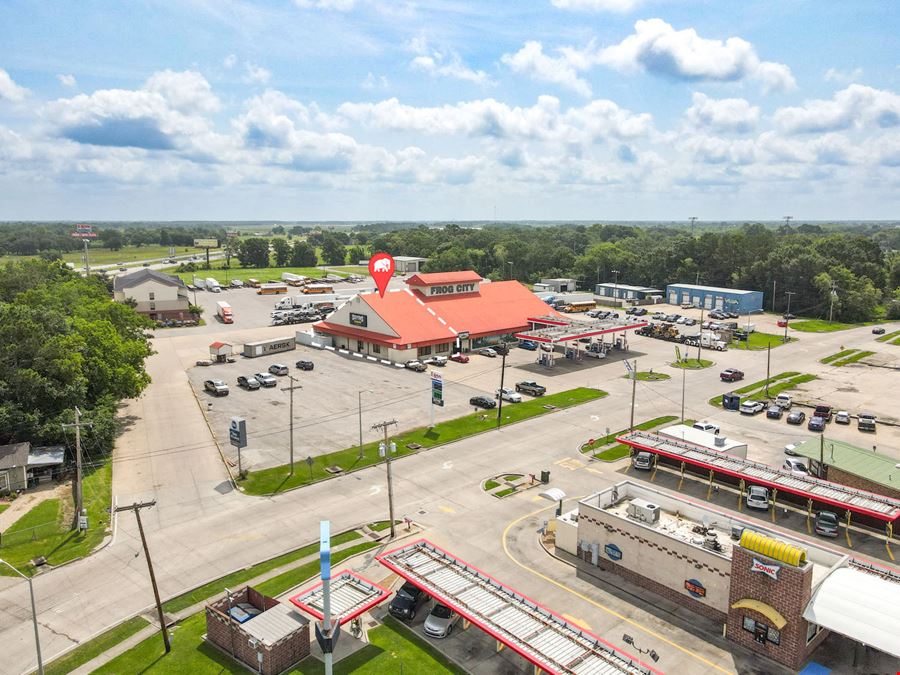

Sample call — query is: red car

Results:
[450,353,469,363]
[720,368,744,382]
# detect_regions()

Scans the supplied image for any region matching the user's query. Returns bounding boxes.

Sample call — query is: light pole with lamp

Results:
[611,269,620,309]
[0,558,43,675]
[506,260,514,280]
[358,389,372,460]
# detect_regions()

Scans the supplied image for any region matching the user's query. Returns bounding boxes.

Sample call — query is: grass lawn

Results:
[894,335,900,346]
[162,530,362,613]
[595,445,632,461]
[875,329,900,343]
[790,320,878,332]
[581,415,679,454]
[242,387,606,495]
[98,541,383,675]
[494,487,516,498]
[0,503,8,515]
[731,332,794,350]
[625,371,671,381]
[832,350,875,366]
[162,264,330,285]
[821,349,857,364]
[327,265,369,274]
[483,479,499,491]
[0,456,112,576]
[708,372,815,407]
[670,358,714,369]
[43,616,149,675]
[503,474,522,481]
[61,244,197,266]
[367,520,396,532]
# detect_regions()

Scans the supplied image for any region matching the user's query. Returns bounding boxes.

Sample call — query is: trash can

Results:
[722,392,741,411]
[540,470,550,484]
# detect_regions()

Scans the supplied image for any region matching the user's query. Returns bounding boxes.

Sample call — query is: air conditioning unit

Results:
[627,498,660,524]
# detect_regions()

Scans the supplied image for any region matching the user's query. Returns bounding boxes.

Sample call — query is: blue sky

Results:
[0,0,898,220]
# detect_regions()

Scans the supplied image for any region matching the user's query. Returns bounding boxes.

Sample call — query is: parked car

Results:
[633,307,648,316]
[632,451,653,470]
[813,405,832,422]
[766,405,783,419]
[720,368,744,382]
[727,312,739,319]
[684,318,697,326]
[449,353,469,363]
[142,262,151,267]
[834,410,850,424]
[254,372,277,387]
[268,363,289,376]
[423,603,459,639]
[775,394,792,410]
[478,347,497,358]
[118,266,127,271]
[739,400,765,415]
[388,582,429,621]
[680,302,694,309]
[808,416,826,432]
[872,327,886,335]
[204,379,229,396]
[515,380,546,396]
[786,410,806,425]
[858,412,877,432]
[782,313,796,320]
[469,395,496,409]
[784,441,802,456]
[783,458,809,476]
[295,359,315,371]
[492,343,510,355]
[405,360,427,372]
[814,511,839,538]
[422,355,448,367]
[237,375,260,390]
[746,486,770,511]
[496,387,523,403]
[675,316,687,324]
[692,421,720,434]
[519,340,538,351]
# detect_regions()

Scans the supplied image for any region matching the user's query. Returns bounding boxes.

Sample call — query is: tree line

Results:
[0,260,153,450]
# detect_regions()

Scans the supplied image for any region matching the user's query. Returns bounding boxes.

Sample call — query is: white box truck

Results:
[216,301,233,324]
[281,272,307,286]
[206,277,221,293]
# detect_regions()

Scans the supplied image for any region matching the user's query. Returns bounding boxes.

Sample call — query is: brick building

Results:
[792,437,900,500]
[205,586,310,675]
[555,481,900,670]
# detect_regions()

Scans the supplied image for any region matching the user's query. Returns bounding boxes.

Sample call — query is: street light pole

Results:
[611,269,620,308]
[828,280,838,323]
[506,260,514,280]
[0,559,43,675]
[282,375,302,475]
[784,291,796,342]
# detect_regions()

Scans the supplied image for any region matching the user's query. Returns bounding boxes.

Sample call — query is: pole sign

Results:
[750,557,780,580]
[71,223,98,238]
[193,238,219,248]
[229,417,247,449]
[320,520,331,581]
[431,370,444,406]
[675,345,682,363]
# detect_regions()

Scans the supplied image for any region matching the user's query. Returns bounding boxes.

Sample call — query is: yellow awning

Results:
[740,529,806,566]
[731,599,788,629]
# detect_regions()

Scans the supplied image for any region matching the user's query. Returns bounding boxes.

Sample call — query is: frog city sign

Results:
[426,282,479,296]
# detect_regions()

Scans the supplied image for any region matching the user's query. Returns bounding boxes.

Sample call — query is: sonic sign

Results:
[750,558,781,580]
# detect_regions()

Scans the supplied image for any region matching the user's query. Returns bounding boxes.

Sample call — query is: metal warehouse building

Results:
[595,283,662,302]
[666,283,763,314]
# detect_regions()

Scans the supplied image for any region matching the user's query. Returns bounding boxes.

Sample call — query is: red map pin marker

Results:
[368,252,395,298]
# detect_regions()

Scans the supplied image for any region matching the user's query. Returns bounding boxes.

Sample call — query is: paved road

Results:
[0,308,897,674]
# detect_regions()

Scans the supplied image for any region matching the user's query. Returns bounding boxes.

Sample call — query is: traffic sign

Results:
[229,417,247,448]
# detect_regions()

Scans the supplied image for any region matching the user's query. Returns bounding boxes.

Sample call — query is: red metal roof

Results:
[405,271,483,286]
[288,570,390,625]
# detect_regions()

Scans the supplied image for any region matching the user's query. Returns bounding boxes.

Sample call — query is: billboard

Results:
[71,223,98,239]
[193,238,219,248]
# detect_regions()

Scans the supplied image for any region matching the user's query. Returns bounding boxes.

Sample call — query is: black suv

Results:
[295,359,314,371]
[388,582,429,621]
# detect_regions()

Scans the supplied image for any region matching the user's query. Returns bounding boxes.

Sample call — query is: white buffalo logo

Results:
[373,258,391,273]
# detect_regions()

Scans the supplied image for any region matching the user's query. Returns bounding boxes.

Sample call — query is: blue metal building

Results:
[665,283,763,314]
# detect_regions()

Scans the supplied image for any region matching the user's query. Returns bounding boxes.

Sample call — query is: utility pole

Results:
[372,420,398,539]
[496,349,508,428]
[83,239,90,275]
[689,216,698,237]
[828,280,838,323]
[282,375,302,475]
[358,390,365,460]
[680,364,686,423]
[115,501,170,654]
[783,215,792,229]
[772,279,776,313]
[765,344,772,398]
[629,359,637,430]
[783,291,796,343]
[62,407,92,531]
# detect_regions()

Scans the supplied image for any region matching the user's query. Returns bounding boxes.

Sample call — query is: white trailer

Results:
[658,424,748,458]
[281,272,307,286]
[206,277,221,293]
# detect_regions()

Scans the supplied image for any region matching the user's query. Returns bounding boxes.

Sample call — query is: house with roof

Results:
[112,269,191,321]
[0,443,30,494]
[313,271,562,361]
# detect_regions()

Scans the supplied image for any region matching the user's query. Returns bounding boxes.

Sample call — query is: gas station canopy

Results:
[515,315,648,344]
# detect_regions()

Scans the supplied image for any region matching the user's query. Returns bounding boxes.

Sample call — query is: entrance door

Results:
[754,622,769,644]
[669,292,677,304]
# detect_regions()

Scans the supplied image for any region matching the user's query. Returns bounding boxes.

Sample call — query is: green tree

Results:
[272,238,291,267]
[321,236,347,265]
[237,238,270,268]
[289,241,318,267]
[99,229,125,251]
[346,245,368,265]
[271,225,285,235]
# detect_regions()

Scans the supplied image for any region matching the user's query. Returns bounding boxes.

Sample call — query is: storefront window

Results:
[806,622,820,644]
[742,616,756,633]
[418,345,432,357]
[372,344,381,354]
[767,626,780,645]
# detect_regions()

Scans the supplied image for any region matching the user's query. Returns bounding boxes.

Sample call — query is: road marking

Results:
[585,467,604,476]
[442,461,453,470]
[554,458,584,471]
[502,503,732,675]
[439,505,456,514]
[562,613,591,630]
[369,485,381,496]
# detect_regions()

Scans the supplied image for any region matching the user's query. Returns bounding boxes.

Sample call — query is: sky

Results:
[0,1,898,221]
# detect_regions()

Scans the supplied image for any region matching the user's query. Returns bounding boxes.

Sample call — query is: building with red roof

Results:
[313,271,561,361]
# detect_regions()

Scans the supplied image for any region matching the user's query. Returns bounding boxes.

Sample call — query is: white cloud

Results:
[294,0,355,10]
[685,93,759,133]
[824,67,863,84]
[243,63,272,84]
[775,84,900,134]
[361,72,389,90]
[145,70,220,114]
[223,54,237,70]
[411,54,491,86]
[550,0,643,12]
[0,68,29,103]
[598,19,796,92]
[501,41,593,97]
[57,74,77,88]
